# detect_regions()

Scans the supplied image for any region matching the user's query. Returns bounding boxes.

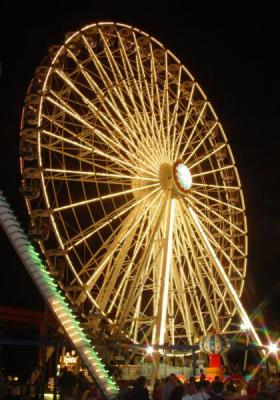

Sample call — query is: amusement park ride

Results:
[0,22,274,399]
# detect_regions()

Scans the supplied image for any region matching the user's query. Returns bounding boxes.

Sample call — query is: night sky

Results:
[0,1,279,339]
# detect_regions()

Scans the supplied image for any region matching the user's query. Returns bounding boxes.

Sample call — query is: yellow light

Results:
[146,345,154,355]
[175,163,192,191]
[268,342,279,354]
[240,320,251,331]
[159,198,176,345]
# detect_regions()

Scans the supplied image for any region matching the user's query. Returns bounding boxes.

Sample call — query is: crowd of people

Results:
[1,365,280,400]
[117,372,280,400]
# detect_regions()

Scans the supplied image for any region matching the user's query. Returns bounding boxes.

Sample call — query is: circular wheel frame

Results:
[20,22,248,350]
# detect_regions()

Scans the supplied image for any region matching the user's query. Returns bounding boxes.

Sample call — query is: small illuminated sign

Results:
[60,351,78,366]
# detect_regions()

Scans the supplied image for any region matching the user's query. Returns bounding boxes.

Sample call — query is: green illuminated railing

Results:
[0,191,119,399]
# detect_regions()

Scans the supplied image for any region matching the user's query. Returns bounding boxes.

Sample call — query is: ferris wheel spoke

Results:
[187,207,262,346]
[109,233,159,328]
[188,201,245,258]
[41,152,119,186]
[82,33,161,168]
[53,182,160,213]
[43,116,157,178]
[191,189,244,213]
[122,37,166,163]
[173,216,203,338]
[172,240,195,343]
[177,199,220,331]
[98,29,147,131]
[129,34,163,146]
[99,216,148,314]
[173,82,196,161]
[129,298,142,342]
[116,193,169,331]
[41,129,93,155]
[68,45,148,157]
[187,192,246,235]
[46,92,154,175]
[46,93,94,129]
[65,200,139,251]
[148,47,169,162]
[41,143,147,187]
[182,198,245,280]
[184,121,219,164]
[41,136,157,180]
[40,142,94,168]
[43,174,131,185]
[121,244,155,342]
[53,68,145,160]
[149,45,170,162]
[66,48,159,172]
[148,47,170,165]
[163,53,171,162]
[41,111,107,157]
[188,228,231,316]
[186,206,245,279]
[73,207,141,292]
[133,36,167,163]
[91,149,158,178]
[85,193,164,313]
[179,101,208,161]
[120,240,164,340]
[115,214,165,328]
[46,93,141,174]
[73,204,147,306]
[41,117,97,153]
[118,34,166,164]
[169,68,183,162]
[64,186,161,251]
[174,219,207,335]
[154,194,176,345]
[188,142,227,170]
[192,182,240,191]
[192,164,235,178]
[80,190,164,294]
[44,167,157,184]
[97,237,140,314]
[137,38,168,148]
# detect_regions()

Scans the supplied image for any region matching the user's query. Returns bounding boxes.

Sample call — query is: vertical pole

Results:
[243,334,249,373]
[152,194,175,383]
[0,326,3,367]
[40,304,48,400]
[222,352,229,367]
[151,193,175,385]
[53,339,60,400]
[192,347,196,377]
[155,196,175,346]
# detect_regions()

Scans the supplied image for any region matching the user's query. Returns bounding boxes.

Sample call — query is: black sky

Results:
[0,2,279,334]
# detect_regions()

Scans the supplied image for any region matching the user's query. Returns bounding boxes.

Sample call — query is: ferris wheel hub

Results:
[172,161,192,194]
[159,162,192,195]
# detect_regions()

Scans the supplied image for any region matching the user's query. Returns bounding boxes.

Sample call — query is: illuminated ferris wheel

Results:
[19,22,261,353]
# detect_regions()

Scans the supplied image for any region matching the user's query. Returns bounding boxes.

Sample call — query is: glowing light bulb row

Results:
[0,192,118,399]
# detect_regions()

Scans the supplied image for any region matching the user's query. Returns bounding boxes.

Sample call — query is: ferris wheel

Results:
[19,22,261,353]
